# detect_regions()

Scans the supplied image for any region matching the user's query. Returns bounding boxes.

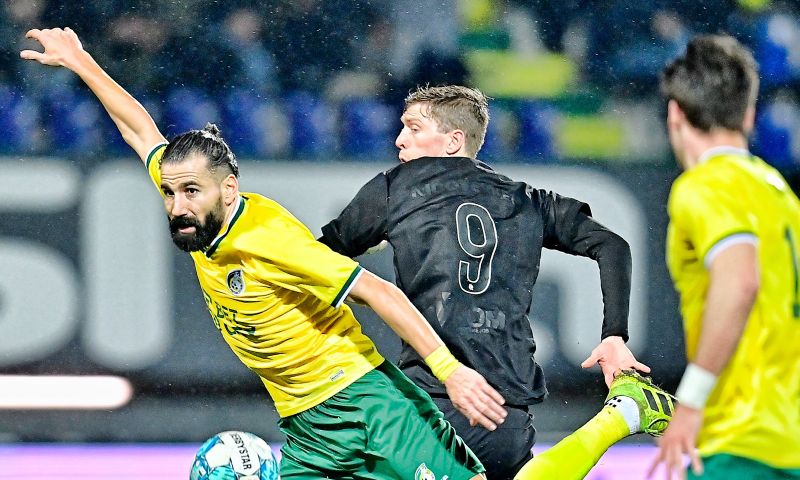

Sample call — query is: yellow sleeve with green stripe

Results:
[145,143,168,196]
[236,195,363,308]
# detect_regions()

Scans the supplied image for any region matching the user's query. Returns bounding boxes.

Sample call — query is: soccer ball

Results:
[190,431,279,480]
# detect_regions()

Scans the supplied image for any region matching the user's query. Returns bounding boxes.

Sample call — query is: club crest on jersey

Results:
[414,463,446,480]
[227,269,245,296]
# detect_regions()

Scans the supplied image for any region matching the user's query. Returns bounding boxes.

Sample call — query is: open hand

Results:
[647,404,704,480]
[444,365,507,430]
[20,27,85,68]
[581,335,650,387]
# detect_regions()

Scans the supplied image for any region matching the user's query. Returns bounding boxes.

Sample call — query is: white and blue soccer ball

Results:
[190,431,279,480]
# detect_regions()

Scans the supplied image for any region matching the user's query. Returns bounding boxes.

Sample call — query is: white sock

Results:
[605,396,640,434]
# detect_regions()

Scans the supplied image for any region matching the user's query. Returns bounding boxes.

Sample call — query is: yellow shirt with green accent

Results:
[666,147,800,468]
[146,143,384,417]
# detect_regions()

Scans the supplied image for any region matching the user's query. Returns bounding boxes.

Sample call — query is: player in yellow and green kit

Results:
[649,34,800,480]
[21,27,506,480]
[24,26,675,480]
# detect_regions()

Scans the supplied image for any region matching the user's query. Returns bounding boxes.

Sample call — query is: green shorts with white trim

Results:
[278,360,484,480]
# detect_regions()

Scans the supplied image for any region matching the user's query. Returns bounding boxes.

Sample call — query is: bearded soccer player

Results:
[648,34,800,479]
[21,27,508,480]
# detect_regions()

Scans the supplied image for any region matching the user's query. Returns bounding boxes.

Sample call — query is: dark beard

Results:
[168,203,225,252]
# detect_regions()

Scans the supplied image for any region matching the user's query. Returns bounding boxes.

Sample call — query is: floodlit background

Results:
[1,0,798,477]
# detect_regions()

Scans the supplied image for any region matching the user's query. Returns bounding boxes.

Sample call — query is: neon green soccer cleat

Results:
[605,369,676,437]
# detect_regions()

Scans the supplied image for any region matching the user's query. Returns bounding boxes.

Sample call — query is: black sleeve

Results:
[318,172,389,257]
[540,191,631,341]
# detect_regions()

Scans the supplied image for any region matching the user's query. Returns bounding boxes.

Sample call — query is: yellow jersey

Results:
[146,144,384,416]
[666,147,800,468]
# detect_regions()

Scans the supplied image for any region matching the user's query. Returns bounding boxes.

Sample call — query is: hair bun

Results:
[203,123,222,136]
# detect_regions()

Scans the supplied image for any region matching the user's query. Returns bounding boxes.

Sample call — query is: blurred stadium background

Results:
[1,0,799,478]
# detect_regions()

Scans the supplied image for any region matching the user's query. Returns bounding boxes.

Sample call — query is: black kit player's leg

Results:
[431,397,536,480]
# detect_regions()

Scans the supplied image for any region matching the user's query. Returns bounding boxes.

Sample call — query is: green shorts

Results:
[689,454,800,479]
[278,361,484,480]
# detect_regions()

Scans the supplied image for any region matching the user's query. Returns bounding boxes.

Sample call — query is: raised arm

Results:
[20,27,165,162]
[348,270,507,430]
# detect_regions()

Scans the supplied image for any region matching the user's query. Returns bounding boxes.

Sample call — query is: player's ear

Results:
[742,106,755,135]
[666,99,684,130]
[221,174,238,206]
[446,129,465,156]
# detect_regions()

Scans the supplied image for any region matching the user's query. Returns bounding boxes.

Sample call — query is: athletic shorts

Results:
[432,397,535,480]
[278,361,485,480]
[688,454,800,479]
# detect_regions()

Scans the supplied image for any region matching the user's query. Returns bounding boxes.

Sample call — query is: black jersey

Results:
[320,157,631,405]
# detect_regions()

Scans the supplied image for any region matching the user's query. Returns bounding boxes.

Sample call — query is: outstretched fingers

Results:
[483,380,506,408]
[476,386,507,425]
[464,405,494,430]
[687,442,703,476]
[632,360,651,373]
[646,444,686,480]
[26,28,43,40]
[19,27,83,67]
[19,49,45,62]
[460,393,504,431]
[580,350,601,369]
[647,432,699,479]
[20,28,46,62]
[63,27,83,47]
[445,365,507,431]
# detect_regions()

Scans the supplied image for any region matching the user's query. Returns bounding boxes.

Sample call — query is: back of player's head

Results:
[162,123,240,178]
[660,34,759,133]
[404,85,490,158]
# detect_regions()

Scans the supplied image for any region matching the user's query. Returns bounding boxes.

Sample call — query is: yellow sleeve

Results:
[145,143,168,196]
[669,176,756,264]
[242,208,363,308]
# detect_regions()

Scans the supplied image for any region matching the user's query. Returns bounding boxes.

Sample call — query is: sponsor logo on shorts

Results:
[227,269,245,296]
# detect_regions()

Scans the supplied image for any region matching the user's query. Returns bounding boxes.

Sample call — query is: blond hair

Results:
[404,85,490,158]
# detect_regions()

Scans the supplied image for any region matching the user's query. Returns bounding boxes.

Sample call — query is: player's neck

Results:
[222,194,242,227]
[682,128,748,169]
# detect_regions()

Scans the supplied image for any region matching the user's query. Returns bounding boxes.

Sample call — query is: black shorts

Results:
[432,396,536,480]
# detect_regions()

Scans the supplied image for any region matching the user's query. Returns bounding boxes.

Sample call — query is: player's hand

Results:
[444,365,507,431]
[580,335,650,387]
[20,27,85,68]
[646,404,704,480]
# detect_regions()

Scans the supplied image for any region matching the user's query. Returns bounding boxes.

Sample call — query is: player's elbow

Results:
[608,230,631,256]
[593,229,631,264]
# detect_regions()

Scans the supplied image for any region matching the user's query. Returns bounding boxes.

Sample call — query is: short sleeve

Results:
[668,176,756,265]
[244,212,364,308]
[145,143,168,196]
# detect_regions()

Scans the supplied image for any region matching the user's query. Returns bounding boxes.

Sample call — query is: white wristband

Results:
[675,363,718,410]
